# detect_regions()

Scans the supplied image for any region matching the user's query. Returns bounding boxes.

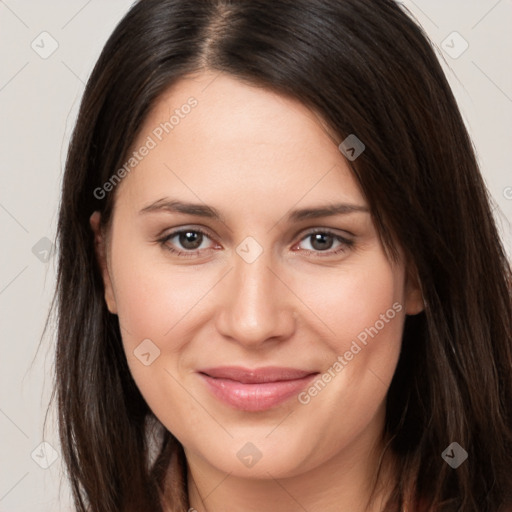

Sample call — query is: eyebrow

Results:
[139,198,369,223]
[287,203,369,221]
[140,199,227,222]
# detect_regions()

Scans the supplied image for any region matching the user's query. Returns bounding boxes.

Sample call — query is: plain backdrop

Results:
[1,0,511,510]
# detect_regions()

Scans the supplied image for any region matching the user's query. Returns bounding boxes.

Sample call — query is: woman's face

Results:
[92,71,423,481]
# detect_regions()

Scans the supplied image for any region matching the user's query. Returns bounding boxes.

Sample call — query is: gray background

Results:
[1,0,511,510]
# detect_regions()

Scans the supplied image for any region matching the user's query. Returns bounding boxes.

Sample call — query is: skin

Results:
[91,71,423,512]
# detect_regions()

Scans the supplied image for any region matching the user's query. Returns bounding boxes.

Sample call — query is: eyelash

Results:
[157,227,354,259]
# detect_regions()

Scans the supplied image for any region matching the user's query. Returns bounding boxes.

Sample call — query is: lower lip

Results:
[199,373,318,412]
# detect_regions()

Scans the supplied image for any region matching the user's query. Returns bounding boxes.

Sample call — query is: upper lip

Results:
[198,366,318,384]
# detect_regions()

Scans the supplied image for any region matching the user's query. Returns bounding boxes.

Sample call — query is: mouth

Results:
[197,366,319,412]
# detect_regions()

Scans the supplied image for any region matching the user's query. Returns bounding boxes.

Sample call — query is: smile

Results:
[197,366,319,412]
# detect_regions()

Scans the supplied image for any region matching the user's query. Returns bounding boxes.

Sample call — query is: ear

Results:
[90,211,118,314]
[404,265,425,316]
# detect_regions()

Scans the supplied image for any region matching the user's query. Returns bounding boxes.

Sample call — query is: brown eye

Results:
[309,232,335,251]
[159,227,216,258]
[177,231,204,250]
[295,229,354,257]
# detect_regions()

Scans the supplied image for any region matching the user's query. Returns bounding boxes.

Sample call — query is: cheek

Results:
[108,243,207,421]
[110,244,208,347]
[107,236,235,418]
[291,253,406,420]
[292,252,405,355]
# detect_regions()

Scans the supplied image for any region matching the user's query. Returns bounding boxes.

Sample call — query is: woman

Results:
[54,0,512,510]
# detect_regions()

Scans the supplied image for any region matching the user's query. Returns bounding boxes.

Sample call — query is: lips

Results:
[197,366,319,411]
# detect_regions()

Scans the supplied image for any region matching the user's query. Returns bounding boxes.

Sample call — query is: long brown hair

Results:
[54,0,512,510]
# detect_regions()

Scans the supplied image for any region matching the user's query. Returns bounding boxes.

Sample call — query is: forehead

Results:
[115,71,366,215]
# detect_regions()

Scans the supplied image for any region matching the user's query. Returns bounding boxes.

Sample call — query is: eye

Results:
[157,227,354,259]
[158,227,218,258]
[294,229,354,257]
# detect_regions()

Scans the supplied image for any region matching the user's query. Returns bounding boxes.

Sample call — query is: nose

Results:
[215,250,297,348]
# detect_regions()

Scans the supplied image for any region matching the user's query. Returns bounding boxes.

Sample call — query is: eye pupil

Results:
[179,231,202,249]
[311,233,333,251]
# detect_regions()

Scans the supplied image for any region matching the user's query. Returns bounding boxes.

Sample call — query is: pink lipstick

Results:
[197,366,318,412]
